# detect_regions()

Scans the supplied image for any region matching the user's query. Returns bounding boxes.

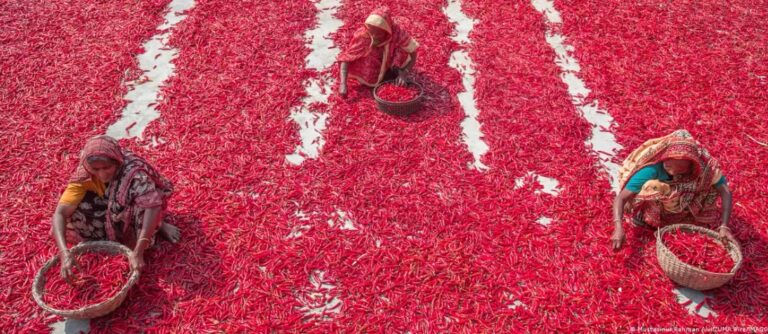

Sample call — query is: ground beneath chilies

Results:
[1,0,767,332]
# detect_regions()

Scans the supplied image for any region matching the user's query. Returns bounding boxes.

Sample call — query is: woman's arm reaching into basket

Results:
[130,206,162,272]
[52,204,78,284]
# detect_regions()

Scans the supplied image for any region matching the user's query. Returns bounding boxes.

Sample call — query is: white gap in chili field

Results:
[286,208,356,239]
[49,319,90,334]
[514,172,561,196]
[531,0,623,192]
[504,292,526,310]
[285,0,343,165]
[327,209,357,231]
[105,0,195,140]
[286,210,313,239]
[674,287,717,318]
[227,190,259,200]
[295,270,343,320]
[536,216,552,226]
[444,0,489,172]
[515,172,560,226]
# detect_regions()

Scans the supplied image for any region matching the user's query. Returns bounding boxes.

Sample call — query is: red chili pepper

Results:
[662,230,734,273]
[375,84,419,102]
[42,253,130,309]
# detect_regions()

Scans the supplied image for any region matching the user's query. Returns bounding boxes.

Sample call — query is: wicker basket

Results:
[373,81,424,116]
[655,224,742,290]
[32,241,140,319]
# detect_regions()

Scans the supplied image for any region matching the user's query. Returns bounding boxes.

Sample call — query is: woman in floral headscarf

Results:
[611,130,733,249]
[50,136,179,282]
[338,7,419,96]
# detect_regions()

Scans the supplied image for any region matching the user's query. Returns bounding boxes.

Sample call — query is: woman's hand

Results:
[131,206,160,272]
[53,204,77,283]
[60,251,79,284]
[395,71,408,86]
[129,251,145,272]
[612,190,635,250]
[718,225,735,243]
[611,226,626,250]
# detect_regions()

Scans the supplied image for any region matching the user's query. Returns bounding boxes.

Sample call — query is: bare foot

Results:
[159,223,181,244]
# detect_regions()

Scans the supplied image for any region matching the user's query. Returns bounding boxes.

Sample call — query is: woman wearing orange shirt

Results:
[51,136,179,282]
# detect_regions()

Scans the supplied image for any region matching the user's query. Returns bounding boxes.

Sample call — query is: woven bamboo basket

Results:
[32,241,140,319]
[373,80,424,116]
[655,224,742,290]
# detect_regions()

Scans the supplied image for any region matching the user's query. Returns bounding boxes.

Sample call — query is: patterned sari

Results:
[337,7,419,87]
[617,130,724,227]
[64,136,173,247]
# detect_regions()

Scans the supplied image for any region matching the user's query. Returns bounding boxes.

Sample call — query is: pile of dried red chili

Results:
[376,84,419,102]
[662,230,734,273]
[43,253,131,309]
